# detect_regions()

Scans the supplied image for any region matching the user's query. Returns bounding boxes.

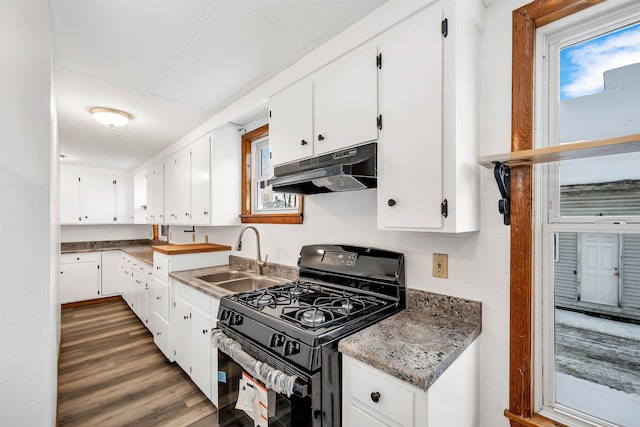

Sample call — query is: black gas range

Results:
[215,244,405,427]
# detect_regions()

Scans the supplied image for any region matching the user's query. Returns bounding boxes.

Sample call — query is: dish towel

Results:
[212,329,297,397]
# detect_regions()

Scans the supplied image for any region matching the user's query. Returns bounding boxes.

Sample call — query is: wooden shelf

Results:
[477,133,640,168]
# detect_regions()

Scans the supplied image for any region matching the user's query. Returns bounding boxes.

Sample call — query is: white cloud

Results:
[562,27,640,98]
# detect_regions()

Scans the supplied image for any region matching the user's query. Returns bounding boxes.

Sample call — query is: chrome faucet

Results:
[234,225,268,275]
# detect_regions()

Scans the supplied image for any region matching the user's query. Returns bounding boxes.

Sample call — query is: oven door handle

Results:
[212,329,306,398]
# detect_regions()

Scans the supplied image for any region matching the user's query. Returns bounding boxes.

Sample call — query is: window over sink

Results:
[240,124,303,224]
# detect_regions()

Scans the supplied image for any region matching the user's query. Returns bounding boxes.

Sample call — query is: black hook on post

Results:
[493,162,511,226]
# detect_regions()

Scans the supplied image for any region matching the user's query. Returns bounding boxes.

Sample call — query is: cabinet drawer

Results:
[348,359,415,426]
[60,252,100,264]
[153,252,169,282]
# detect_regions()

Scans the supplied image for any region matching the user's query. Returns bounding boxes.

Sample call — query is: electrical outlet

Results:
[433,253,448,278]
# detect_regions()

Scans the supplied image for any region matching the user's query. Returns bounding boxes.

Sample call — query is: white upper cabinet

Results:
[60,167,134,225]
[210,126,241,226]
[269,78,313,166]
[115,176,134,223]
[80,175,116,223]
[174,146,192,224]
[377,2,444,230]
[163,152,178,224]
[164,146,192,224]
[314,41,378,156]
[148,129,237,226]
[60,170,81,224]
[269,42,379,166]
[146,162,164,224]
[190,134,212,225]
[377,0,482,233]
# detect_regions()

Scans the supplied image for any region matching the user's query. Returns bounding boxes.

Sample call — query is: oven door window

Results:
[218,351,314,427]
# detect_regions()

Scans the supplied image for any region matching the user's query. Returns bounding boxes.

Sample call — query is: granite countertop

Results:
[61,239,163,265]
[121,247,154,265]
[338,289,482,392]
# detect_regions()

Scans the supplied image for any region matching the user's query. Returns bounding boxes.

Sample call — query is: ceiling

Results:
[51,0,387,170]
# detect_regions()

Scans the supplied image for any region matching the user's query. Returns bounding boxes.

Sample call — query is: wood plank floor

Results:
[58,299,218,427]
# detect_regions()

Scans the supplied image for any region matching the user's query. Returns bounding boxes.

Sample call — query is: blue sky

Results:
[560,22,640,100]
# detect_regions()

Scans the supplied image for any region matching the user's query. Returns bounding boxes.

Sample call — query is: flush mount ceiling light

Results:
[89,107,131,127]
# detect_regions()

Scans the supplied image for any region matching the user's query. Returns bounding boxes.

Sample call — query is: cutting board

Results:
[151,243,232,255]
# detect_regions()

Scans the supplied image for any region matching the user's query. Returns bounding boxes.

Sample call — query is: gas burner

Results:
[256,293,276,307]
[281,306,346,329]
[302,309,326,325]
[289,286,306,297]
[237,289,293,309]
[338,301,354,313]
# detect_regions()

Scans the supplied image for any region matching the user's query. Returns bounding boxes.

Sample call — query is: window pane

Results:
[558,22,640,217]
[260,146,270,178]
[255,181,298,212]
[552,232,640,426]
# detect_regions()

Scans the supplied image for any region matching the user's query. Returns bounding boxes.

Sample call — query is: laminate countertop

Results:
[61,239,159,265]
[338,289,482,391]
[60,240,232,266]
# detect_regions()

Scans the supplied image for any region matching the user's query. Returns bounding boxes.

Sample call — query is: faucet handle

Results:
[262,254,268,266]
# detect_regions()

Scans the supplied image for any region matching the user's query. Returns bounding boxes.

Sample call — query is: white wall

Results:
[0,1,58,425]
[61,224,152,242]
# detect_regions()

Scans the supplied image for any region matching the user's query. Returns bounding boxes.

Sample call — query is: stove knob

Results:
[284,340,300,356]
[270,334,286,348]
[220,310,231,322]
[231,314,243,326]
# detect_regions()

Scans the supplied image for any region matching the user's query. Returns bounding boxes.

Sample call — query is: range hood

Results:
[268,142,376,195]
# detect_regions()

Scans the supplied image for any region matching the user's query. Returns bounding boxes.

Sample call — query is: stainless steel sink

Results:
[215,276,284,292]
[197,271,251,283]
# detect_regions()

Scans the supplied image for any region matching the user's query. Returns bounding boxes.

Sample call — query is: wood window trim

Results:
[507,1,605,426]
[240,124,303,224]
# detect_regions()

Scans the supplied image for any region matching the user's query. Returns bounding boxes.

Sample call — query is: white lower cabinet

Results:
[348,404,389,427]
[100,251,123,296]
[150,278,172,360]
[132,262,151,324]
[342,338,479,427]
[173,280,219,406]
[60,252,101,304]
[153,311,171,360]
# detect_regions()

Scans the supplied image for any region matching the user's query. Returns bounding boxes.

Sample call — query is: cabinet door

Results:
[60,171,81,224]
[146,168,155,223]
[100,252,122,296]
[347,404,390,427]
[153,311,171,361]
[153,163,165,223]
[80,174,116,223]
[175,297,191,372]
[269,78,314,166]
[314,42,378,156]
[174,147,192,224]
[164,156,177,223]
[115,176,134,224]
[190,136,211,225]
[377,3,444,230]
[60,262,100,303]
[122,258,134,307]
[191,305,212,400]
